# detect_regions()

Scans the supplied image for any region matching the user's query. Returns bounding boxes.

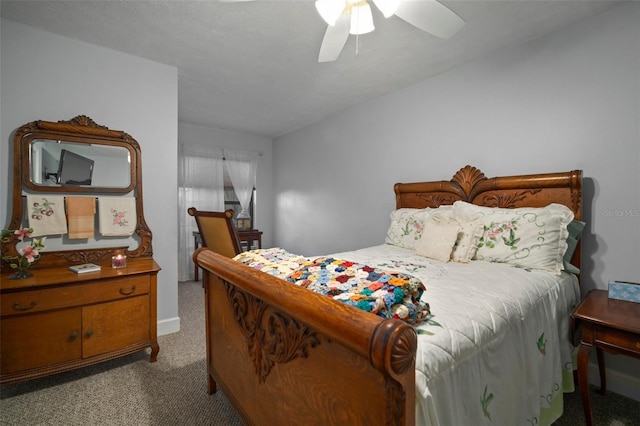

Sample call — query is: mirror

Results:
[29,140,131,188]
[18,117,138,194]
[2,116,153,269]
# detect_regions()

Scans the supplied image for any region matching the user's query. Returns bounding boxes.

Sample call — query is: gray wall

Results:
[274,3,639,398]
[0,19,180,335]
[178,123,274,248]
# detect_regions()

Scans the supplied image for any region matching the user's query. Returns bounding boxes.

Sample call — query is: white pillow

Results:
[451,221,485,263]
[453,201,574,274]
[415,221,460,263]
[384,206,454,250]
[385,208,429,249]
[419,207,483,263]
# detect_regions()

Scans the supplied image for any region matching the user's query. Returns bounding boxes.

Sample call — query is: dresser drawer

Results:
[78,276,151,306]
[1,276,151,317]
[1,286,82,316]
[594,325,640,356]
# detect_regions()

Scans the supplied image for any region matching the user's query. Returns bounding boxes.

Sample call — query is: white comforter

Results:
[328,244,580,426]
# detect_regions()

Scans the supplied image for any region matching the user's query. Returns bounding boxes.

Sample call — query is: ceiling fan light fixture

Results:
[349,2,375,35]
[315,0,346,26]
[372,0,401,18]
[316,0,465,63]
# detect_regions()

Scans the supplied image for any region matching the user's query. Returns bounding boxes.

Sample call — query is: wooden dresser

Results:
[1,116,161,385]
[0,257,160,384]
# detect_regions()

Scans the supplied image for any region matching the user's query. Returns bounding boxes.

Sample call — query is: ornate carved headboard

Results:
[394,165,583,270]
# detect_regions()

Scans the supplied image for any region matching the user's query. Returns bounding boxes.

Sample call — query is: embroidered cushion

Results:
[453,201,574,274]
[384,208,429,249]
[384,206,454,250]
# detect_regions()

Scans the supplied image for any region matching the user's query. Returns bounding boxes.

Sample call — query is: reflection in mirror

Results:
[30,140,131,188]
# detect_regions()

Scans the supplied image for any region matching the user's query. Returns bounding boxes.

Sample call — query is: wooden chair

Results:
[187,208,242,259]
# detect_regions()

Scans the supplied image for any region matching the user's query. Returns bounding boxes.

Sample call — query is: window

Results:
[222,151,259,231]
[224,186,255,230]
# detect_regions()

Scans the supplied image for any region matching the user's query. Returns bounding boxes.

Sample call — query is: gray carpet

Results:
[1,281,639,425]
[0,281,243,426]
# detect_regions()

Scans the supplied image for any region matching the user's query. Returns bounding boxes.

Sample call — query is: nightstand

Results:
[238,229,263,251]
[571,289,640,426]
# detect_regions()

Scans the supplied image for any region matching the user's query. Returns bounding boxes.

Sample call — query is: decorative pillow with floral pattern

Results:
[453,201,574,274]
[384,206,453,250]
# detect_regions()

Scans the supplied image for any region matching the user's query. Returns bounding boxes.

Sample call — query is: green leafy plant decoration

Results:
[477,219,520,250]
[402,222,410,236]
[1,228,46,279]
[537,333,547,355]
[481,385,494,421]
[416,315,442,335]
[30,197,56,220]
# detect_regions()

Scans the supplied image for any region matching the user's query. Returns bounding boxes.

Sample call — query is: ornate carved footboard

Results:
[195,248,417,426]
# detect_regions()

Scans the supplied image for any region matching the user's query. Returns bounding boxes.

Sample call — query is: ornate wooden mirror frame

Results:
[2,116,153,269]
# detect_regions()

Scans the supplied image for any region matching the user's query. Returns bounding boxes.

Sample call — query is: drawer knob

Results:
[69,331,79,341]
[85,329,94,338]
[13,301,37,311]
[119,285,136,296]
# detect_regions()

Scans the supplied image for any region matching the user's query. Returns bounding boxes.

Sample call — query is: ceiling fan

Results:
[316,0,466,62]
[220,0,465,63]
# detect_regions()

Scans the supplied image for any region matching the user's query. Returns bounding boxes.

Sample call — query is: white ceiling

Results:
[0,0,623,138]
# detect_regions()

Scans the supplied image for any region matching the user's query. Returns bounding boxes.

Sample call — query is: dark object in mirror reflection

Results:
[57,149,94,185]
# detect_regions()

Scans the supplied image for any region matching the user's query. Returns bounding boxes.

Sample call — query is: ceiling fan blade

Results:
[318,14,351,63]
[394,0,465,39]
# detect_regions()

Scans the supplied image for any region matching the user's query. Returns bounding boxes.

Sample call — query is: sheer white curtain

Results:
[224,149,260,222]
[178,143,224,281]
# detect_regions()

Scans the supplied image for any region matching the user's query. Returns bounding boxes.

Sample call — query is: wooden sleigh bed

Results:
[193,165,582,426]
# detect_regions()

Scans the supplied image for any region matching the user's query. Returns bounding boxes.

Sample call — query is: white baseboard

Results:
[589,362,640,402]
[157,316,180,336]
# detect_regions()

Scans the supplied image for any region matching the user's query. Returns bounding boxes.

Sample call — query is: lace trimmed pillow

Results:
[415,207,484,263]
[286,257,430,325]
[415,221,460,262]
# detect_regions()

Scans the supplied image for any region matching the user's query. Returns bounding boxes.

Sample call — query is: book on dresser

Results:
[69,263,102,274]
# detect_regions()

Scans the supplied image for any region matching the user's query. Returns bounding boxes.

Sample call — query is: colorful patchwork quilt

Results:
[233,248,430,325]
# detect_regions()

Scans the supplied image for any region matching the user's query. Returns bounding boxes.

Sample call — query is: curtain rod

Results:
[179,143,262,158]
[221,148,263,159]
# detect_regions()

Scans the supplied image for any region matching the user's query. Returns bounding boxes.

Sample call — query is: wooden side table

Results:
[238,230,263,251]
[571,289,640,426]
